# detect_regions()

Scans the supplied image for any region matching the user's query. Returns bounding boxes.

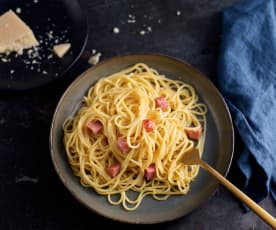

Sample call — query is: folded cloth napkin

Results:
[217,0,276,206]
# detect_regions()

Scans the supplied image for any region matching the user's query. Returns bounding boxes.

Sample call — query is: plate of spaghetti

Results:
[50,53,234,224]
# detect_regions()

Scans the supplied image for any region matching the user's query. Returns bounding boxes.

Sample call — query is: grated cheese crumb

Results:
[16,8,21,14]
[139,30,146,36]
[1,57,8,63]
[88,52,102,65]
[113,27,120,34]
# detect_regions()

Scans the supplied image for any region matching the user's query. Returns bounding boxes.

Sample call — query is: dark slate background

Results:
[1,0,275,229]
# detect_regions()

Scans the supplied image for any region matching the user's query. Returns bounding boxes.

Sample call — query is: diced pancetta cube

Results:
[87,120,103,134]
[144,163,156,181]
[155,96,169,111]
[107,163,121,178]
[117,138,130,154]
[186,127,202,140]
[143,119,155,132]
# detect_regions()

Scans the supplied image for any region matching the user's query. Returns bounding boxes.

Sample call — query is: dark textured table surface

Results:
[1,0,276,229]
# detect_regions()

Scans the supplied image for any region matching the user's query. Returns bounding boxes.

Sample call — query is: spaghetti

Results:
[63,63,207,211]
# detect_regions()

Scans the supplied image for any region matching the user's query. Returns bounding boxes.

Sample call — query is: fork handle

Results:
[200,160,276,229]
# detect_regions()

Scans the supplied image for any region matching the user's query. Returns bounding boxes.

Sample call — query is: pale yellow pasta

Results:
[63,63,207,211]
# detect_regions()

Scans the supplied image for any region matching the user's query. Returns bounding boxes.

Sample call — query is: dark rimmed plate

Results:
[49,53,234,224]
[0,0,88,90]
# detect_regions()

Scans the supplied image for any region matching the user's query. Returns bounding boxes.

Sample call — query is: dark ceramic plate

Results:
[50,53,234,224]
[0,0,87,90]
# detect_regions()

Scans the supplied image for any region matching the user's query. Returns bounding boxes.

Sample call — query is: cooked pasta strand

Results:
[63,63,207,211]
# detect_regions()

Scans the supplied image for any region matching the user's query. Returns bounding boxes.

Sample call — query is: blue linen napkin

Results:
[217,0,276,205]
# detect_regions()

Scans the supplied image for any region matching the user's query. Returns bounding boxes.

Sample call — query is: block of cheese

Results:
[53,43,71,58]
[0,10,39,54]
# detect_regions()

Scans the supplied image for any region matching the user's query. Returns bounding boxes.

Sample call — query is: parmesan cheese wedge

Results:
[0,10,38,54]
[53,43,71,58]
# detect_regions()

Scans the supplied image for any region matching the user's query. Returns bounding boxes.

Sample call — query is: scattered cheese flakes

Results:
[53,43,71,58]
[127,14,136,23]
